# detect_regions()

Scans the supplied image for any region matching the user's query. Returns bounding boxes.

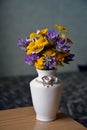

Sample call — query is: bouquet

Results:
[17,24,74,70]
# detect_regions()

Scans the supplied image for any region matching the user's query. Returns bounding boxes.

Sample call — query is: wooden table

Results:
[0,107,86,130]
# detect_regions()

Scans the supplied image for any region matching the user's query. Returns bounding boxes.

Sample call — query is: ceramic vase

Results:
[30,69,63,122]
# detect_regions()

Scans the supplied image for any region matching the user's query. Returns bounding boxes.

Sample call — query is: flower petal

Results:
[55,24,68,33]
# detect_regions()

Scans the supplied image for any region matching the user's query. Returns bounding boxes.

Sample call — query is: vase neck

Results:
[36,69,57,81]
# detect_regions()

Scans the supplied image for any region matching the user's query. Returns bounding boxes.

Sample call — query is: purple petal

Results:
[47,30,58,39]
[25,53,39,65]
[17,36,30,50]
[44,56,57,69]
[62,45,71,51]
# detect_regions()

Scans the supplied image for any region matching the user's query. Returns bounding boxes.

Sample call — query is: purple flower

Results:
[17,36,30,50]
[47,30,58,39]
[44,56,57,69]
[46,30,58,44]
[57,38,66,47]
[25,53,39,65]
[61,45,71,51]
[56,37,71,52]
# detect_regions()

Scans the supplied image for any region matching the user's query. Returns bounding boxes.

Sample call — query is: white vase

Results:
[30,69,63,122]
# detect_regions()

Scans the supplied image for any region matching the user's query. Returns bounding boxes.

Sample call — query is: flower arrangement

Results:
[17,24,74,70]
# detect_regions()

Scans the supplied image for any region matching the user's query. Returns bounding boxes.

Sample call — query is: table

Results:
[0,107,86,130]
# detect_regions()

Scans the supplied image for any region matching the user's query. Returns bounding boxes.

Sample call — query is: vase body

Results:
[30,69,63,122]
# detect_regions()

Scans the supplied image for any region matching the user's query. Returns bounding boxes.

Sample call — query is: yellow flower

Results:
[36,37,49,47]
[56,51,70,65]
[38,28,48,35]
[26,37,49,54]
[55,24,68,33]
[56,52,65,63]
[30,33,37,39]
[34,57,44,69]
[26,42,43,54]
[43,49,56,57]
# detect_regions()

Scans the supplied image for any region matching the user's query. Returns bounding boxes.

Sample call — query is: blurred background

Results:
[0,0,87,77]
[0,1,87,127]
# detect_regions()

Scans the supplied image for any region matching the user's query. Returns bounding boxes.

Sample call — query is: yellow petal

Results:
[35,37,44,44]
[60,33,66,39]
[34,46,44,53]
[34,57,44,69]
[27,45,44,54]
[38,28,48,35]
[30,33,37,39]
[42,40,49,46]
[35,37,49,47]
[26,42,35,50]
[56,53,65,62]
[55,24,68,33]
[43,49,56,57]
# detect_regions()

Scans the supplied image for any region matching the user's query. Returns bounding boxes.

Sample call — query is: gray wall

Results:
[0,0,87,76]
